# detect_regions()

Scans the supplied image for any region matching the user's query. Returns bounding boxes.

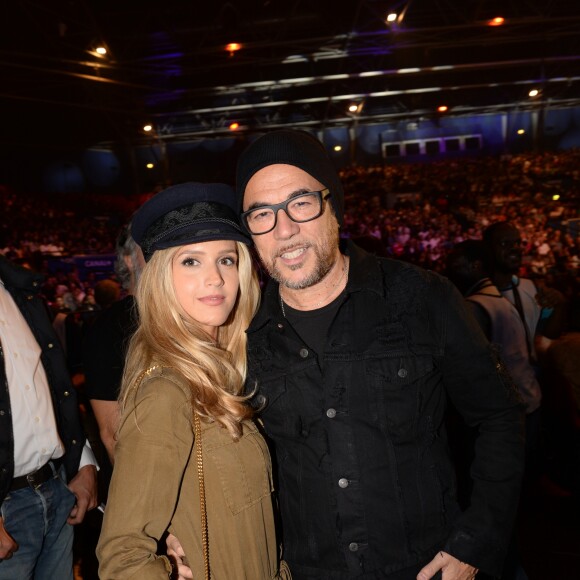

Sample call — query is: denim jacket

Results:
[247,242,525,578]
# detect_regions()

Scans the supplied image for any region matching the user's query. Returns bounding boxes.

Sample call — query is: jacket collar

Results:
[248,239,385,333]
[0,256,44,293]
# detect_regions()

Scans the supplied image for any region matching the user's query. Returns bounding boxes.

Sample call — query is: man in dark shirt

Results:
[83,225,143,466]
[169,131,524,580]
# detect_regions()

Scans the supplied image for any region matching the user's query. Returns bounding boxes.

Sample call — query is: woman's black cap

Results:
[132,182,252,261]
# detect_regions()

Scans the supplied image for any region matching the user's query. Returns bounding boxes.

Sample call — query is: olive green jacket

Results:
[97,366,288,579]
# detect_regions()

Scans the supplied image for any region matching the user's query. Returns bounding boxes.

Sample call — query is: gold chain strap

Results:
[194,412,210,580]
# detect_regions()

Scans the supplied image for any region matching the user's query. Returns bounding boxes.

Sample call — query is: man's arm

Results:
[89,399,119,464]
[432,275,525,576]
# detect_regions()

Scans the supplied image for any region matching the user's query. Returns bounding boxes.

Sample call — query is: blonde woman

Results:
[97,183,290,579]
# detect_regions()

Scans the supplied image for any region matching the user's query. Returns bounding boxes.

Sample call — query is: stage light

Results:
[348,104,359,113]
[143,125,153,132]
[517,129,525,135]
[552,194,560,201]
[229,122,240,130]
[529,89,539,97]
[226,43,242,56]
[146,163,154,169]
[334,145,342,152]
[95,46,107,55]
[386,13,397,23]
[488,17,505,26]
[437,105,448,113]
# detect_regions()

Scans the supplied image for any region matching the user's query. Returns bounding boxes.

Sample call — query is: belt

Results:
[10,459,63,492]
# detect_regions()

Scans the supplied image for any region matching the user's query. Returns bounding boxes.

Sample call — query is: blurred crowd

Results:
[1,149,579,327]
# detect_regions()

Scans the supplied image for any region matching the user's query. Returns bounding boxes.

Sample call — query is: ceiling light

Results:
[143,124,153,132]
[146,163,154,169]
[226,43,242,55]
[229,122,240,130]
[488,17,505,26]
[334,145,342,152]
[437,105,448,113]
[386,13,397,23]
[529,89,539,97]
[517,129,525,135]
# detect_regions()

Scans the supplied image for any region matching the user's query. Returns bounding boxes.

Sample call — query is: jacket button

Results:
[72,439,77,445]
[299,348,309,358]
[48,343,54,349]
[349,542,359,552]
[63,391,70,397]
[277,323,284,330]
[338,478,349,489]
[397,368,408,378]
[326,408,337,418]
[0,410,5,416]
[27,295,34,300]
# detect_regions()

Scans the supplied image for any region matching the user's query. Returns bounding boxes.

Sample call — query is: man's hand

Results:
[535,286,565,309]
[0,517,18,560]
[417,551,478,580]
[67,465,98,524]
[166,533,193,579]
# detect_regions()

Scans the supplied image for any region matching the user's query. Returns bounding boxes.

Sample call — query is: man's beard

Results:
[259,228,340,290]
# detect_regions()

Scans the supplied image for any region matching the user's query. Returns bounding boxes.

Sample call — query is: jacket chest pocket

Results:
[205,424,273,515]
[365,354,435,434]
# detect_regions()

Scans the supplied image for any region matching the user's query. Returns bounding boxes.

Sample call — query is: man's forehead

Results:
[244,164,324,202]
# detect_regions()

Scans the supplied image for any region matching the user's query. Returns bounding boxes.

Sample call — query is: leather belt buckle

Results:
[26,471,44,490]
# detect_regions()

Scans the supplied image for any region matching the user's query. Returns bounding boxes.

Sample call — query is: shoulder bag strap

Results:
[194,412,210,580]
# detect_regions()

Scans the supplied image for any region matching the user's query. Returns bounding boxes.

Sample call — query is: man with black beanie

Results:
[170,130,525,580]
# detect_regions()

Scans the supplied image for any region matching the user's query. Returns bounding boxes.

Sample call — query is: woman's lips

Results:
[198,295,225,305]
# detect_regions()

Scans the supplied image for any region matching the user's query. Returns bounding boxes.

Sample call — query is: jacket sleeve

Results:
[96,375,194,580]
[433,275,525,575]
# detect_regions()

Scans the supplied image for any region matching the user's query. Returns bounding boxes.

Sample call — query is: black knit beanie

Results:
[236,129,344,227]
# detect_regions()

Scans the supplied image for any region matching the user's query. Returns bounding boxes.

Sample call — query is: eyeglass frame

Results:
[241,188,331,235]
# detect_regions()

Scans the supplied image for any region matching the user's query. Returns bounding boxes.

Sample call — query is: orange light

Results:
[95,46,107,55]
[437,105,448,113]
[229,122,240,131]
[488,17,505,26]
[143,124,153,132]
[226,43,242,54]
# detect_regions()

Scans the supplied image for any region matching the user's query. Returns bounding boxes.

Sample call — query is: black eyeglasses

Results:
[241,189,331,235]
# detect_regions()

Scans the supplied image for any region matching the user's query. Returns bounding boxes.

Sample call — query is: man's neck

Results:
[491,271,514,290]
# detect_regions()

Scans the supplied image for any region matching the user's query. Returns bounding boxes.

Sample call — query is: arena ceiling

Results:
[2,0,580,149]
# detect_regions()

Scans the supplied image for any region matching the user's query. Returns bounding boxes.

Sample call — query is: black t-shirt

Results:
[82,295,137,401]
[280,292,345,358]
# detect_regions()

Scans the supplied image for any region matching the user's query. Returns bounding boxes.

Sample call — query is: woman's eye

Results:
[181,258,198,266]
[220,256,237,266]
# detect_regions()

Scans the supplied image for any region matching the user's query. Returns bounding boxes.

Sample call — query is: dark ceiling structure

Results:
[2,0,580,150]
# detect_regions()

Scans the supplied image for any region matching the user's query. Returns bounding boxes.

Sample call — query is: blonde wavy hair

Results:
[120,241,260,440]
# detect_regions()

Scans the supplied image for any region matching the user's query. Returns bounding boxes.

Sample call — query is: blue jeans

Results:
[0,465,76,580]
